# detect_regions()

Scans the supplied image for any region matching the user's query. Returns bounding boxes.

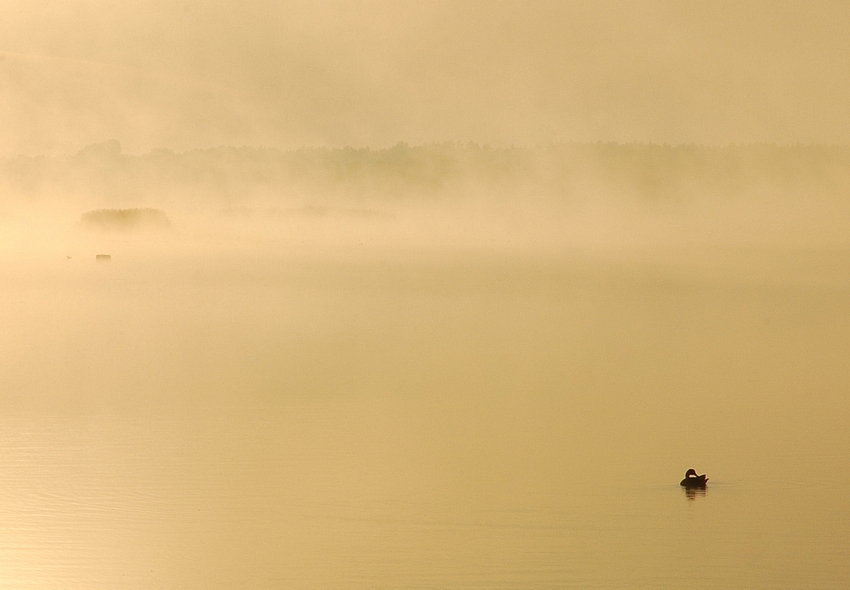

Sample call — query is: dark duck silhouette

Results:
[680,469,708,488]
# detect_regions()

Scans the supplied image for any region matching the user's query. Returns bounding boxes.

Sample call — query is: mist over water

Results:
[2,142,850,589]
[3,2,850,588]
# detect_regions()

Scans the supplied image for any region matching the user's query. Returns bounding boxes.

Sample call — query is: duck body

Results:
[680,468,708,488]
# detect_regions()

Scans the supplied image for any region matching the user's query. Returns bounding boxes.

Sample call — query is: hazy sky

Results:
[2,0,849,154]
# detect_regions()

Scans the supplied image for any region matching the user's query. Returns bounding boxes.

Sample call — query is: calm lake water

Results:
[1,246,849,589]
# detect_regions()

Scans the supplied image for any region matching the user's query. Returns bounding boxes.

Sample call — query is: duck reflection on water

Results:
[684,485,707,500]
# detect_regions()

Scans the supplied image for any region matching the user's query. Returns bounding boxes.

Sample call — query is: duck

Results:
[680,468,708,488]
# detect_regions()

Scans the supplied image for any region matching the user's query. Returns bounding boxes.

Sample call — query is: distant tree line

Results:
[2,140,849,206]
[78,208,171,232]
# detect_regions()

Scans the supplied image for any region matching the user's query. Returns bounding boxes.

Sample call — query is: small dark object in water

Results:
[96,254,111,261]
[680,468,708,488]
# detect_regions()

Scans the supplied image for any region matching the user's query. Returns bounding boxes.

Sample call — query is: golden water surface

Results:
[1,246,848,589]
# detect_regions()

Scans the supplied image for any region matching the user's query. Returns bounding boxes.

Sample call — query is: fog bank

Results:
[3,1,850,154]
[2,142,849,265]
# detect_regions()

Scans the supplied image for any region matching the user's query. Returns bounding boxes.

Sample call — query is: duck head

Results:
[684,468,698,478]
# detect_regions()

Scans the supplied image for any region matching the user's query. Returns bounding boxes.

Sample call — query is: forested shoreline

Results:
[3,140,849,206]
